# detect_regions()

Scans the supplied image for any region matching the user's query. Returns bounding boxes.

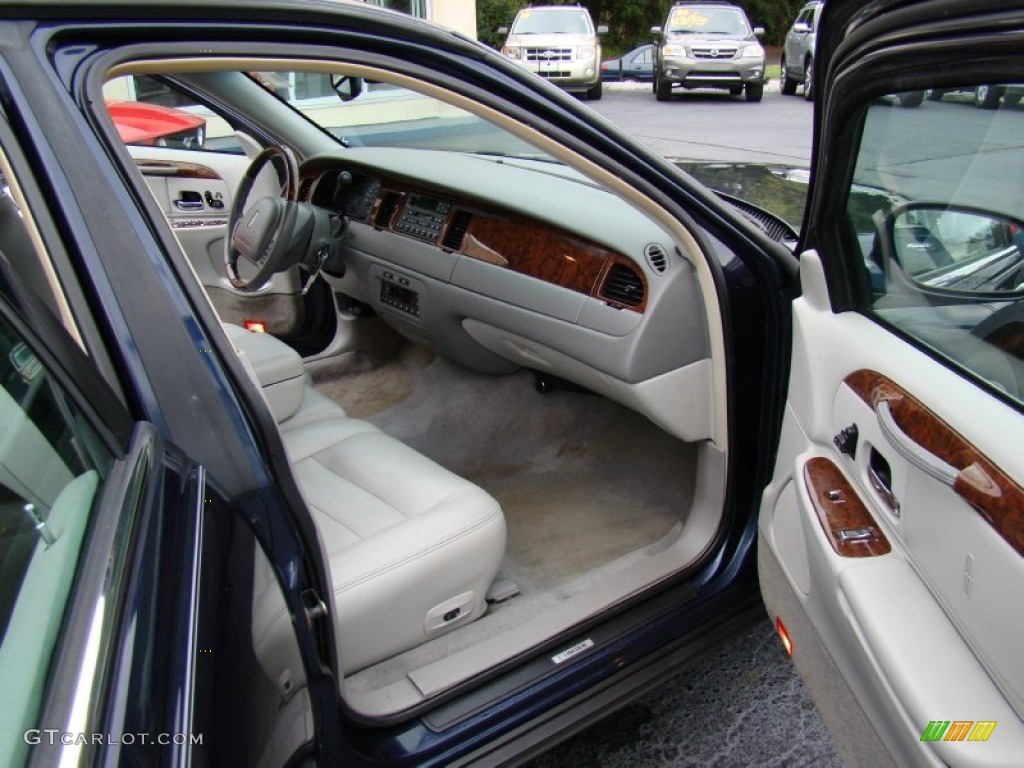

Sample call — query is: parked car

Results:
[498,4,608,100]
[926,83,1024,108]
[651,1,767,102]
[780,0,823,100]
[600,44,655,82]
[1,1,1022,767]
[106,101,207,148]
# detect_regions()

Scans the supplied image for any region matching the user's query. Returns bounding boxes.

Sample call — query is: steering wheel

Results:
[225,145,301,291]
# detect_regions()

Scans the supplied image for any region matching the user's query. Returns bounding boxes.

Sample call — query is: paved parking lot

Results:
[527,618,841,767]
[590,86,814,165]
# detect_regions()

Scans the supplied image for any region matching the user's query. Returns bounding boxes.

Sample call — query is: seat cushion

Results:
[282,415,506,674]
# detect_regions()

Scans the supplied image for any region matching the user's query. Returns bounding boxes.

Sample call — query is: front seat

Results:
[225,324,506,675]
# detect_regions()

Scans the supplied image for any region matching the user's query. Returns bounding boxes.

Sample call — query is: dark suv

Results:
[652,1,766,102]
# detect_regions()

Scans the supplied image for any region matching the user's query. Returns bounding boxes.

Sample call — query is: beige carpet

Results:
[313,346,696,594]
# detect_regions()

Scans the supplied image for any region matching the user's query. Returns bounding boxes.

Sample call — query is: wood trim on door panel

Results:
[134,159,220,180]
[804,457,891,557]
[845,370,1024,557]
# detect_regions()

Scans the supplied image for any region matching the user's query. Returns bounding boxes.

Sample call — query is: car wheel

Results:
[745,83,763,102]
[926,88,945,101]
[896,90,924,108]
[587,80,603,101]
[1006,92,1022,107]
[803,56,814,101]
[655,77,672,102]
[975,84,1000,109]
[780,56,797,96]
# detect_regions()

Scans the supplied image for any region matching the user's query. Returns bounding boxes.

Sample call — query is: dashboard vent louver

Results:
[442,210,473,251]
[375,191,401,228]
[297,177,314,202]
[644,243,669,274]
[600,263,644,307]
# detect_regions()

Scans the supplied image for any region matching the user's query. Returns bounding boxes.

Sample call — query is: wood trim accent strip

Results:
[804,457,891,558]
[134,159,219,180]
[845,370,1024,557]
[463,214,613,299]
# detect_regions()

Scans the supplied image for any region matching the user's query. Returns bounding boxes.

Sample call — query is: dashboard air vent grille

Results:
[297,177,314,202]
[375,191,401,228]
[644,243,669,274]
[600,263,644,307]
[442,210,473,251]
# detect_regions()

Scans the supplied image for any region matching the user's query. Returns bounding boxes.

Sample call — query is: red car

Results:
[106,100,206,148]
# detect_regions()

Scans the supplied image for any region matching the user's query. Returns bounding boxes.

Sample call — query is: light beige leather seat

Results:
[225,324,506,674]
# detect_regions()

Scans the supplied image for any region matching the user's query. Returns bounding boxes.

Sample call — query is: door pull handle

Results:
[874,400,958,487]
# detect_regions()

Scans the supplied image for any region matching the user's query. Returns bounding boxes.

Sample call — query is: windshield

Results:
[667,7,751,36]
[510,9,592,35]
[254,72,556,160]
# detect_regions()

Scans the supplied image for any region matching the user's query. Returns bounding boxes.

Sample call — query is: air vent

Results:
[297,177,315,202]
[442,210,474,251]
[375,191,402,228]
[644,243,670,274]
[600,263,645,308]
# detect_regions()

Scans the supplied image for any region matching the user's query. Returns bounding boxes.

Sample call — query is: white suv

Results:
[499,5,608,100]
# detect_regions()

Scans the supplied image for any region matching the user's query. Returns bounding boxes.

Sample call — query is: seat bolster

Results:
[328,494,505,673]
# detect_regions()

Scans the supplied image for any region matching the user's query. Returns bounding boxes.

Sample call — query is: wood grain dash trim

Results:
[845,370,1024,557]
[463,214,612,298]
[804,457,891,558]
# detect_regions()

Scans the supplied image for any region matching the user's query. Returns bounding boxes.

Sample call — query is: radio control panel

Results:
[394,193,451,242]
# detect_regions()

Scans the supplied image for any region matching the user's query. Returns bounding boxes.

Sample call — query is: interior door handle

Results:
[875,399,958,486]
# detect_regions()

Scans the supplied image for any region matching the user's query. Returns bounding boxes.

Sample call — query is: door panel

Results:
[126,145,306,334]
[760,251,1024,766]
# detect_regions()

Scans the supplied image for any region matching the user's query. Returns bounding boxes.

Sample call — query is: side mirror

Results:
[596,24,609,36]
[885,203,1024,294]
[753,26,765,38]
[792,21,811,34]
[650,26,662,36]
[496,25,509,36]
[331,74,363,103]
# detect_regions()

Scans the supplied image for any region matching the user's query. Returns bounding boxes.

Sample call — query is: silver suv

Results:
[651,1,766,102]
[780,1,823,100]
[499,5,607,100]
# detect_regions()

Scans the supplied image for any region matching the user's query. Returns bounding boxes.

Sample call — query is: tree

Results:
[477,0,528,47]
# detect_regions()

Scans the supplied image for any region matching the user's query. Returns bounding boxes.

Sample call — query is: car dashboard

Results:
[300,147,715,442]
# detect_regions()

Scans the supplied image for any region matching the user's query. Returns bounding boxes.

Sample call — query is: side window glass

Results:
[0,303,112,768]
[0,162,114,767]
[847,83,1024,405]
[102,75,244,154]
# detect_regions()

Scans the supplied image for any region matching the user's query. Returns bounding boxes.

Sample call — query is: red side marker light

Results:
[776,617,794,657]
[244,320,268,333]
